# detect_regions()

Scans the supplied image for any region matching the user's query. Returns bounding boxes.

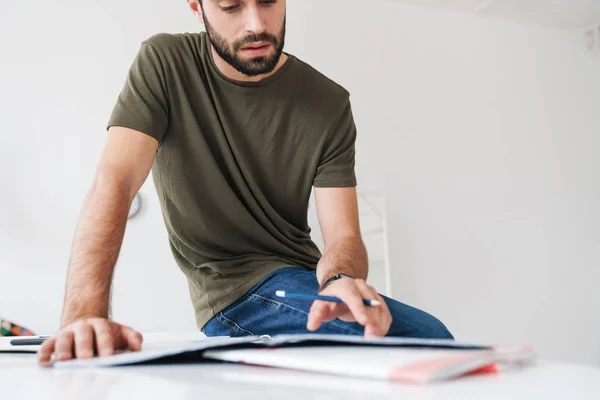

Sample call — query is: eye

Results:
[222,4,240,12]
[221,1,274,13]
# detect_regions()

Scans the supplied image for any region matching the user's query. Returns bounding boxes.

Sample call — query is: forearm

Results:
[60,172,132,327]
[316,235,368,286]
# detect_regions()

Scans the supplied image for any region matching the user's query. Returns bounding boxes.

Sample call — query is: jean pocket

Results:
[243,293,282,309]
[215,312,255,337]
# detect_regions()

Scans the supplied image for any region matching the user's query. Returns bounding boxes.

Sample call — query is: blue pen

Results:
[275,290,381,306]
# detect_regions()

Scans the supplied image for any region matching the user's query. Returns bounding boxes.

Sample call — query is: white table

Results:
[2,333,600,400]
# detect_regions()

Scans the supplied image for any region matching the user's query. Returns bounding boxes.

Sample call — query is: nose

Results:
[244,4,267,34]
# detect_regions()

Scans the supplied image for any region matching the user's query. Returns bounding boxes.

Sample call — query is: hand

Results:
[307,277,392,337]
[38,318,143,364]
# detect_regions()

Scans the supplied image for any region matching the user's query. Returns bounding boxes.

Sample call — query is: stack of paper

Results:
[204,343,534,384]
[47,334,535,384]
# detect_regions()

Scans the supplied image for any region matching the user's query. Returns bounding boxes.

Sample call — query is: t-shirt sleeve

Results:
[106,41,169,143]
[313,99,358,187]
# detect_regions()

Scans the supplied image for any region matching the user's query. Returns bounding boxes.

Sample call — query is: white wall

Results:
[292,0,600,367]
[1,0,599,366]
[0,0,202,334]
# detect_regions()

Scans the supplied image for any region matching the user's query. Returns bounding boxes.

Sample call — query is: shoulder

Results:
[140,32,204,59]
[291,56,350,100]
[288,56,351,122]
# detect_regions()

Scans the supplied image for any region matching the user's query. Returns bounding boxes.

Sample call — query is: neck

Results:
[210,45,288,83]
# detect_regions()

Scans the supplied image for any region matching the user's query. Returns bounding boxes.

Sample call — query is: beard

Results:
[202,15,286,77]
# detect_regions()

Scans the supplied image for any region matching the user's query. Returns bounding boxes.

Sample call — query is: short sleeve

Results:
[313,99,358,187]
[107,41,169,143]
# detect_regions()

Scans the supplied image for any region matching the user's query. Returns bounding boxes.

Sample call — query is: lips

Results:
[241,42,271,50]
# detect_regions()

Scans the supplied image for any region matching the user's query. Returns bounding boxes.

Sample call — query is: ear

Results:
[187,0,204,24]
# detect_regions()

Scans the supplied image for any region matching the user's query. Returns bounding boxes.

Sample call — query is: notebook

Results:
[49,334,535,384]
[204,343,534,384]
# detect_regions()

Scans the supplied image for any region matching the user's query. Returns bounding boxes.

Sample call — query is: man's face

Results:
[199,0,287,77]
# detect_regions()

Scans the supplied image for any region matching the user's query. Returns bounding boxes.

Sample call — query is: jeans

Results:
[203,267,454,339]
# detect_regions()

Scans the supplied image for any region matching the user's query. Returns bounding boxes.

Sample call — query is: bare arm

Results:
[313,187,368,286]
[308,187,392,336]
[61,126,158,326]
[39,126,158,362]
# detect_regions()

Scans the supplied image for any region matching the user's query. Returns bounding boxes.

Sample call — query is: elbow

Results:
[90,166,137,204]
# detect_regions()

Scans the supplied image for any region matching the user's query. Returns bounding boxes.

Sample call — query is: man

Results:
[38,0,452,363]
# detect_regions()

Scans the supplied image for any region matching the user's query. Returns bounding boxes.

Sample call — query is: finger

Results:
[369,286,391,324]
[337,282,369,326]
[354,280,382,332]
[307,301,329,331]
[369,285,390,313]
[38,336,56,363]
[368,285,392,336]
[72,321,95,359]
[121,326,143,351]
[371,287,391,317]
[55,330,75,361]
[321,303,344,323]
[90,320,114,357]
[364,323,383,337]
[355,279,377,304]
[307,301,342,331]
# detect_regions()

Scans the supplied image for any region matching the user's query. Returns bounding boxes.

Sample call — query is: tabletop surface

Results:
[2,333,600,400]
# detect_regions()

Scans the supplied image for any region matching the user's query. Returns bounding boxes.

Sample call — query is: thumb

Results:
[120,326,143,351]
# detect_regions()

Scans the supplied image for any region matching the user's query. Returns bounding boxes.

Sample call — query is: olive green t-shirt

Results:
[107,32,358,329]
